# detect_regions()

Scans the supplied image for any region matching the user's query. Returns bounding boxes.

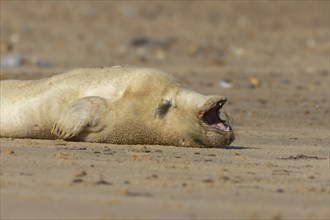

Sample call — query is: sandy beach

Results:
[1,1,329,219]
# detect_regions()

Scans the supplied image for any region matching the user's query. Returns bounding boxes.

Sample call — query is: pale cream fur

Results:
[0,65,234,147]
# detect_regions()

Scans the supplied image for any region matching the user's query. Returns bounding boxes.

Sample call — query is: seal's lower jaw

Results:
[201,101,232,133]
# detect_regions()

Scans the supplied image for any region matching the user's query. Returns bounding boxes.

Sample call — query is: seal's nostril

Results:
[218,96,227,102]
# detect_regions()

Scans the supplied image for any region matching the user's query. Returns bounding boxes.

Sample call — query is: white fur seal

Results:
[0,65,234,147]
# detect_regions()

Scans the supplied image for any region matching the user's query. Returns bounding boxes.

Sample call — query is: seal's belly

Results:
[1,95,53,138]
[0,81,69,139]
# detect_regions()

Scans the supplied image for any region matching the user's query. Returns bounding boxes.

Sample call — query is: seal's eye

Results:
[156,100,172,119]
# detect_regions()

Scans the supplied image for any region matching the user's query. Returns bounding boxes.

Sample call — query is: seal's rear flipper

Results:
[51,96,109,140]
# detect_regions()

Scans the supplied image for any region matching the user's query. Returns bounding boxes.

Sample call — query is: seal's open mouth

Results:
[201,101,231,132]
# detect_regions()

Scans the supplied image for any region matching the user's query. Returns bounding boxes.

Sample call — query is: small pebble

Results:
[72,178,83,183]
[218,80,232,89]
[209,54,226,66]
[35,60,52,69]
[280,79,291,85]
[231,46,245,56]
[276,188,284,193]
[75,171,87,177]
[1,149,15,155]
[0,42,12,53]
[257,99,268,105]
[95,179,112,185]
[249,77,261,88]
[0,54,24,68]
[209,59,225,67]
[202,178,214,183]
[130,37,171,49]
[147,174,158,179]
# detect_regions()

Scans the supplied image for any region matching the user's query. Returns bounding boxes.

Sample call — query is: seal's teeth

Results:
[217,110,222,121]
[217,102,225,109]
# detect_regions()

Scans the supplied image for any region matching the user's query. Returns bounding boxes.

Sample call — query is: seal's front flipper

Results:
[51,96,108,140]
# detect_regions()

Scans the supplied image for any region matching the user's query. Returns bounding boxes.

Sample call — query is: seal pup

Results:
[0,65,234,147]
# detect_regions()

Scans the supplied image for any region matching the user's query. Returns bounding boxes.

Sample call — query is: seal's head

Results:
[111,67,235,148]
[155,88,235,148]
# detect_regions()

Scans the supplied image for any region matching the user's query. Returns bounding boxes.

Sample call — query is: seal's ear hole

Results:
[156,99,172,119]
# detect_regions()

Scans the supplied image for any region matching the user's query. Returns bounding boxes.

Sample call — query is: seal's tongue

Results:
[211,121,230,131]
